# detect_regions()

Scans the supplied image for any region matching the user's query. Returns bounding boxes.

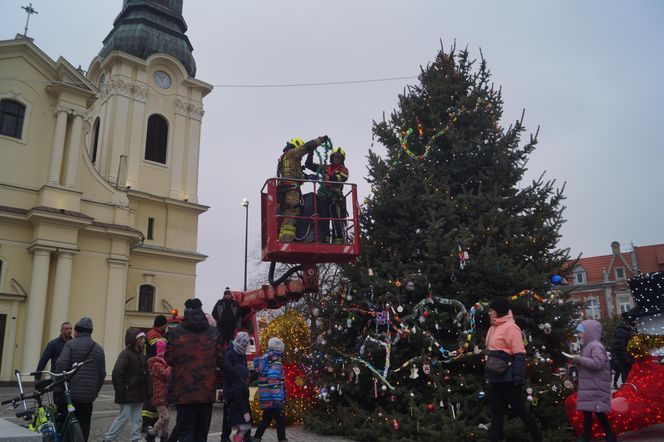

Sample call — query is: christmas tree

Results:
[304,44,578,441]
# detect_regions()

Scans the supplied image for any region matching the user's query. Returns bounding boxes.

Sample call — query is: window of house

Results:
[0,99,26,139]
[585,298,600,319]
[615,267,625,280]
[138,284,155,312]
[91,117,100,163]
[145,114,168,164]
[574,268,586,285]
[617,295,632,314]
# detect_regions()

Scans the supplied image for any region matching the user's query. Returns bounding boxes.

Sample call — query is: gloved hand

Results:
[243,412,251,422]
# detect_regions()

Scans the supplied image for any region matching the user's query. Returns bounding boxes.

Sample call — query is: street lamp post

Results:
[241,198,249,291]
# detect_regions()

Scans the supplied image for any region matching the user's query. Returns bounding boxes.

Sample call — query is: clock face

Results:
[153,70,172,89]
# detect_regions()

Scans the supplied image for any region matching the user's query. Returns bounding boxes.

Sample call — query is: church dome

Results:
[99,0,196,77]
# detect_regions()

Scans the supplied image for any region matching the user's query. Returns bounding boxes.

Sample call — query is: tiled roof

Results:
[569,243,664,285]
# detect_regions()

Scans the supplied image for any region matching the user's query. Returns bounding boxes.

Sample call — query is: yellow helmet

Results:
[331,146,346,159]
[288,137,304,148]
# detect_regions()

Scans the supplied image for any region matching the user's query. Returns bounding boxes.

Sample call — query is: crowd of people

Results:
[35,290,288,442]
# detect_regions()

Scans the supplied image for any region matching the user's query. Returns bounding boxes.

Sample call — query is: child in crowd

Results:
[252,337,287,442]
[146,340,171,442]
[223,332,252,442]
[572,320,617,442]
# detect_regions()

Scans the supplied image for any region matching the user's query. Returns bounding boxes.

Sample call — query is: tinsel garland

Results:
[627,334,664,359]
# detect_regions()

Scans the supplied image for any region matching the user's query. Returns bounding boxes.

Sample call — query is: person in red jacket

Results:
[146,340,171,442]
[143,315,168,432]
[305,146,349,243]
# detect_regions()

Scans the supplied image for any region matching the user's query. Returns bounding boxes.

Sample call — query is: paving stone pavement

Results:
[2,384,664,441]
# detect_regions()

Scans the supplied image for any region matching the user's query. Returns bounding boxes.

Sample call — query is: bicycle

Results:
[1,359,92,441]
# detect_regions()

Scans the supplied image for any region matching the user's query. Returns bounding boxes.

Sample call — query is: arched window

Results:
[91,117,100,163]
[138,284,155,312]
[0,99,26,139]
[145,114,168,164]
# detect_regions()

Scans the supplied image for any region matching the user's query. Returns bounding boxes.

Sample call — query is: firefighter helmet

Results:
[331,146,346,159]
[283,137,304,152]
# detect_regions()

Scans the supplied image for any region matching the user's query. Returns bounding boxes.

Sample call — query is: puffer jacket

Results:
[112,328,149,404]
[254,350,285,409]
[576,319,612,413]
[55,333,106,403]
[165,307,222,404]
[611,320,635,364]
[148,356,171,407]
[485,311,527,384]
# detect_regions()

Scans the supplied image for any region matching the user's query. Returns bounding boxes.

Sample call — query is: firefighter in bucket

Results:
[276,135,329,242]
[305,146,349,243]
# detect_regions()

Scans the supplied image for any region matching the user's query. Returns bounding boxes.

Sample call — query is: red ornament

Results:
[423,310,430,318]
[393,418,399,430]
[565,357,664,437]
[427,403,435,412]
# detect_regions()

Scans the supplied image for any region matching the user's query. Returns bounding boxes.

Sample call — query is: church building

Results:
[0,0,211,379]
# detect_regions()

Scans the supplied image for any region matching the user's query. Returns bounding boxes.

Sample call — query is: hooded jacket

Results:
[148,356,171,407]
[611,320,635,364]
[111,328,149,404]
[165,306,222,404]
[485,310,527,384]
[254,349,285,409]
[576,319,612,413]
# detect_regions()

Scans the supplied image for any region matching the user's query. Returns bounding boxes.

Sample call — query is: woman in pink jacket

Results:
[485,297,542,442]
[572,320,617,442]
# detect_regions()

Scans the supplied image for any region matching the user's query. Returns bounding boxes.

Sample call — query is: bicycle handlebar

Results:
[1,391,40,406]
[29,358,93,379]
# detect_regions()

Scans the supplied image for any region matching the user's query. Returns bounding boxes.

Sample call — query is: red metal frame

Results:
[261,178,361,264]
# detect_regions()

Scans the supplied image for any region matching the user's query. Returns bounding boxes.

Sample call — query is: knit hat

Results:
[184,298,203,309]
[489,297,510,317]
[154,315,168,327]
[156,339,166,358]
[576,323,585,334]
[233,331,251,355]
[74,317,93,333]
[268,337,285,353]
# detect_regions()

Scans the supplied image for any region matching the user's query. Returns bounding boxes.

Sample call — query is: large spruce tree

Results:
[304,45,578,441]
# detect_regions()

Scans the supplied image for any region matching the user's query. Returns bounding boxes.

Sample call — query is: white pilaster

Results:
[103,257,128,367]
[185,111,202,203]
[22,248,52,372]
[64,113,84,188]
[47,108,69,185]
[49,251,75,339]
[169,100,187,199]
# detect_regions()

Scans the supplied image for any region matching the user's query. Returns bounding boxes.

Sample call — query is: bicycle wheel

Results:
[61,421,85,442]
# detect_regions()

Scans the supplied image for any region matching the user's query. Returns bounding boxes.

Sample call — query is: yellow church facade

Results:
[0,0,211,379]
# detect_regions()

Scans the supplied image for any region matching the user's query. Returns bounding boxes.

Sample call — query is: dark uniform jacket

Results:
[611,320,635,364]
[112,328,149,404]
[165,307,222,404]
[36,336,70,379]
[55,333,106,403]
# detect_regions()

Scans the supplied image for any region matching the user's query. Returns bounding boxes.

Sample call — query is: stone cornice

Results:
[133,244,207,263]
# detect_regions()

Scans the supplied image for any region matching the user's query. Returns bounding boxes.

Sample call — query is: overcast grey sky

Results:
[2,1,663,310]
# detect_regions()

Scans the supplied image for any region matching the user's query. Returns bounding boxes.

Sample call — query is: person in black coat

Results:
[103,328,149,442]
[611,311,637,387]
[36,321,72,379]
[212,288,242,348]
[55,317,105,441]
[221,332,252,442]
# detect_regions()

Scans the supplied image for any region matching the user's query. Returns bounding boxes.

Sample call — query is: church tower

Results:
[88,0,210,202]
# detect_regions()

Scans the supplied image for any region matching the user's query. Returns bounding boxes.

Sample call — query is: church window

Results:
[91,117,100,163]
[0,99,25,139]
[138,284,155,312]
[145,114,168,164]
[147,217,155,240]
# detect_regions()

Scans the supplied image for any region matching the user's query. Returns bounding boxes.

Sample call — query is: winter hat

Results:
[489,297,510,317]
[224,287,232,296]
[74,317,93,333]
[184,298,203,309]
[268,337,285,353]
[153,315,168,327]
[233,331,251,355]
[576,323,585,334]
[156,339,166,358]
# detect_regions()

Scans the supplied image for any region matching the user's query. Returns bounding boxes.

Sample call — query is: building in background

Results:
[567,241,664,320]
[0,0,211,379]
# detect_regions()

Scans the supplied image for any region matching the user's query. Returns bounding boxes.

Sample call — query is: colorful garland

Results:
[398,108,461,160]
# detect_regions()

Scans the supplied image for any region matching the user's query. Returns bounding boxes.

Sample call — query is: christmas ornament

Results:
[409,366,420,379]
[477,389,485,400]
[551,274,563,285]
[393,419,399,430]
[427,403,435,412]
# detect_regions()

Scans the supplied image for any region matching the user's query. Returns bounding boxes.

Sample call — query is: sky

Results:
[1,0,663,310]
